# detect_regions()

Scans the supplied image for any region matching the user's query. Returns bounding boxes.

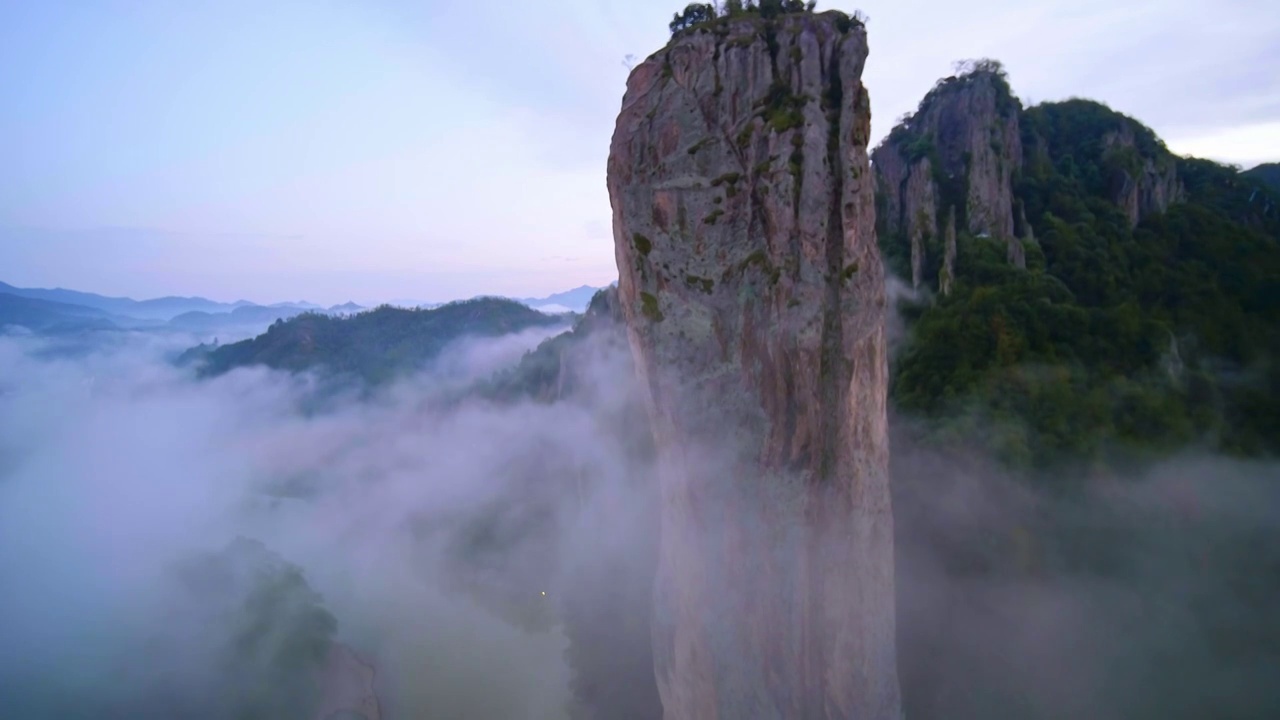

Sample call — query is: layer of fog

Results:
[429,324,570,389]
[3,298,1278,719]
[893,428,1280,719]
[883,266,1280,720]
[0,326,655,719]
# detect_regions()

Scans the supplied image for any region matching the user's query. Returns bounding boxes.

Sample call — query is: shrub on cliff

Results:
[668,0,860,37]
[668,2,717,34]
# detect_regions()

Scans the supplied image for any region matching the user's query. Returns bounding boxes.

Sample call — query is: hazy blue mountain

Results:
[0,292,121,334]
[167,305,309,333]
[271,300,324,310]
[328,302,365,314]
[518,284,610,313]
[167,302,368,334]
[0,280,256,320]
[382,287,609,314]
[0,280,368,329]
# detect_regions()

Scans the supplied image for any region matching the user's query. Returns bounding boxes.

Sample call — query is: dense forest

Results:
[882,83,1280,470]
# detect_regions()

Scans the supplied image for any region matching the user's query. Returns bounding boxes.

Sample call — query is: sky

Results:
[1,0,1277,306]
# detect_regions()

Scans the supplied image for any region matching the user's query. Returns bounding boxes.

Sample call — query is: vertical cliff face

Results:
[608,11,899,719]
[872,67,1025,288]
[1102,124,1183,227]
[939,205,957,296]
[876,77,1190,298]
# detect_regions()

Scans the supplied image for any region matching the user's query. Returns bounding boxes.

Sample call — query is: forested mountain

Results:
[873,63,1280,468]
[185,297,569,384]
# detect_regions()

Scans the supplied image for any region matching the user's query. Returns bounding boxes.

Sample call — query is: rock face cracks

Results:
[608,12,900,720]
[873,68,1026,291]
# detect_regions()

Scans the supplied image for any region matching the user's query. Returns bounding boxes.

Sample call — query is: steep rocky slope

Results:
[872,64,1026,289]
[873,64,1190,296]
[608,9,900,719]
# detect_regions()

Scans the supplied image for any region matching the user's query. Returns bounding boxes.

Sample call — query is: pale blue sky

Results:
[2,0,1277,305]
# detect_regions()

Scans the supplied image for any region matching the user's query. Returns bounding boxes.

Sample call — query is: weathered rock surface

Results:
[313,643,381,720]
[872,67,1025,287]
[940,205,957,296]
[608,11,900,719]
[875,71,1191,296]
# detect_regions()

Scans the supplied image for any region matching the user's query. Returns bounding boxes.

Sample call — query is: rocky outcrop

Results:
[1102,124,1182,227]
[872,66,1024,287]
[608,10,900,719]
[904,157,937,289]
[940,205,957,296]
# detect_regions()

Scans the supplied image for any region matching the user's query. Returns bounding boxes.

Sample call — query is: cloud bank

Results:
[1,316,1277,719]
[0,329,657,719]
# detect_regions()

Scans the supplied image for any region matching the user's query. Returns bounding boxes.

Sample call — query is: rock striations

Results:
[608,10,900,720]
[874,66,1188,297]
[872,65,1027,291]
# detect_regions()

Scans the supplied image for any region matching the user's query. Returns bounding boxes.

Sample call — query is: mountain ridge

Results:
[184,296,569,385]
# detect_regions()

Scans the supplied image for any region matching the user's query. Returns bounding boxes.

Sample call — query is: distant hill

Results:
[168,302,368,334]
[0,279,372,326]
[0,280,252,321]
[385,286,610,314]
[1244,162,1280,192]
[186,297,568,384]
[167,304,307,332]
[519,285,608,314]
[0,292,122,334]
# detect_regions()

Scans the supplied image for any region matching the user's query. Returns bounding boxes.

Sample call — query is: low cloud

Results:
[0,328,656,719]
[2,315,1277,719]
[892,417,1280,719]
